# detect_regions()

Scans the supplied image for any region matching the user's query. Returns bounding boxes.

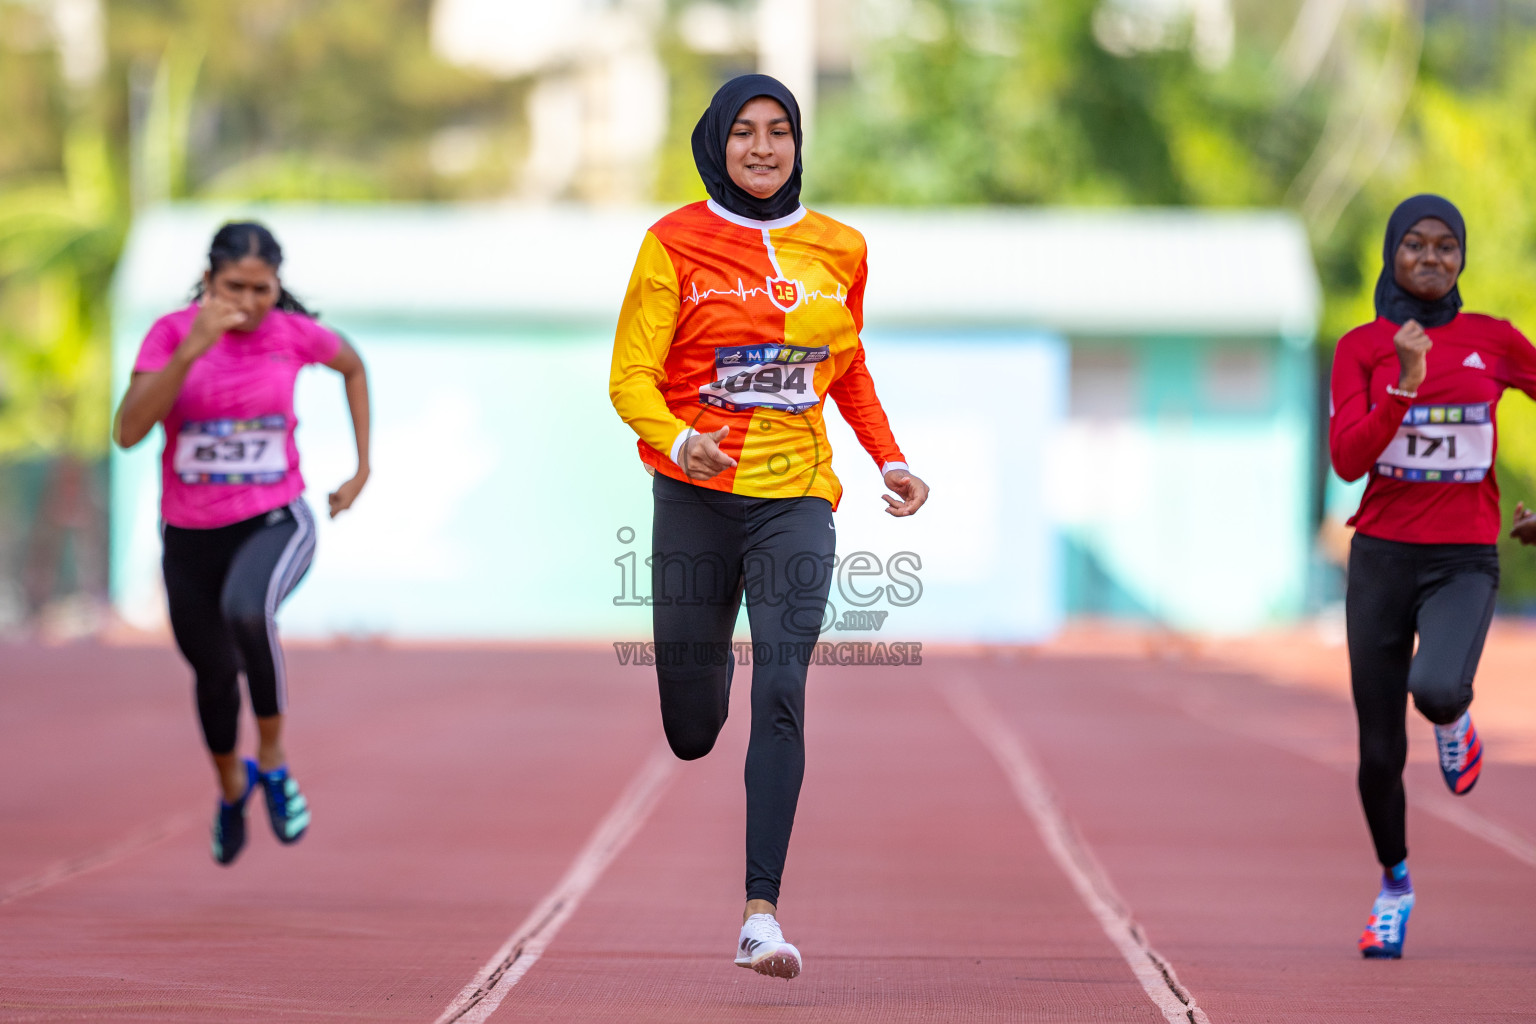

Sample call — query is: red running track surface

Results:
[2,642,1533,1022]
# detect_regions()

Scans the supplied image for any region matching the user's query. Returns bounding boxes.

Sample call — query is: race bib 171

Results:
[1375,402,1493,483]
[698,344,830,414]
[173,415,289,484]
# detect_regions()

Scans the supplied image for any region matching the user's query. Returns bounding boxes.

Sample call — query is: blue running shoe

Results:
[259,765,310,844]
[1435,712,1483,795]
[1359,890,1414,959]
[211,759,259,866]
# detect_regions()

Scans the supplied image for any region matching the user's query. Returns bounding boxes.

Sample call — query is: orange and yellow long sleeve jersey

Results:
[610,200,907,508]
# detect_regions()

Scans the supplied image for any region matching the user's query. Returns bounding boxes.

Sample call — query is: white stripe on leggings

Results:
[264,499,316,713]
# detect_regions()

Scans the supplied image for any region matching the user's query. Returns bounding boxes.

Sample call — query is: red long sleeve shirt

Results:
[1330,313,1536,544]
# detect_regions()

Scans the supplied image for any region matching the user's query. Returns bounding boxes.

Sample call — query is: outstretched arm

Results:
[827,345,926,516]
[829,256,926,515]
[1511,501,1536,546]
[1502,324,1536,545]
[324,338,370,518]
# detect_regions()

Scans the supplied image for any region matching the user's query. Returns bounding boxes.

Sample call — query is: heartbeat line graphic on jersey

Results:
[683,278,847,307]
[684,224,849,312]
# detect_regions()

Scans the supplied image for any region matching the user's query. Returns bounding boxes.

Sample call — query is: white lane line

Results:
[433,744,678,1024]
[1408,786,1536,870]
[0,812,197,907]
[1172,690,1536,871]
[945,677,1213,1024]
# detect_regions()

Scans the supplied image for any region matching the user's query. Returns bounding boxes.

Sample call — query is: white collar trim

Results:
[705,199,807,230]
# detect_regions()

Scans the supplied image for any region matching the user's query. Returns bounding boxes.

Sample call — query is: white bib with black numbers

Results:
[1375,402,1493,483]
[699,344,829,414]
[173,415,289,484]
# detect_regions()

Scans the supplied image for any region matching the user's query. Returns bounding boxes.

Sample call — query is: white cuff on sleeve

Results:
[881,461,910,477]
[670,428,698,465]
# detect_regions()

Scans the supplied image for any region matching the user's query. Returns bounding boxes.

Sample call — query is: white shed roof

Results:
[115,203,1319,338]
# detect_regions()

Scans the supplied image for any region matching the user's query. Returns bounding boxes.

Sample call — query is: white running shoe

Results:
[734,913,802,979]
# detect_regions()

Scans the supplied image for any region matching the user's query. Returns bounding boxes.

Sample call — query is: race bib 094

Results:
[1375,402,1493,483]
[698,344,829,414]
[173,415,289,484]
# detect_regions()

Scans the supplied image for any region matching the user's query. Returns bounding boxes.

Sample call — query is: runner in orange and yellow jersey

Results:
[610,74,928,981]
[611,181,897,505]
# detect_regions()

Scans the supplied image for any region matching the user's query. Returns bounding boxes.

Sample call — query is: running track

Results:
[3,641,1534,1022]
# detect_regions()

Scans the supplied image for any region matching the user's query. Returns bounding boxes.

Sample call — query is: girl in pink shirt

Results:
[113,222,372,866]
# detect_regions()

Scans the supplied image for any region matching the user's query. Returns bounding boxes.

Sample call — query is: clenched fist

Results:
[181,296,250,362]
[1393,319,1433,393]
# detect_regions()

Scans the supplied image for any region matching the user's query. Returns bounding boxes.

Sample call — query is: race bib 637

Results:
[173,415,289,484]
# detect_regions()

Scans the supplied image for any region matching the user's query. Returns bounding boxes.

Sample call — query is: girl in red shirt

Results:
[1330,194,1536,959]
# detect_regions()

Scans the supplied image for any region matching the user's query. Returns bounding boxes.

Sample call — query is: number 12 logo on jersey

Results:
[766,276,802,313]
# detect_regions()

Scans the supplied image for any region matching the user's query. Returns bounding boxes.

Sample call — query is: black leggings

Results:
[1345,532,1498,867]
[162,500,317,755]
[651,472,836,906]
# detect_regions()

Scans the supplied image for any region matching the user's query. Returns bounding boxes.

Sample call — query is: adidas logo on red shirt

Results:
[1463,352,1487,369]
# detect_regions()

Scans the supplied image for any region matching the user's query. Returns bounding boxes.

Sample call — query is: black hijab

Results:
[691,74,803,222]
[1373,193,1466,328]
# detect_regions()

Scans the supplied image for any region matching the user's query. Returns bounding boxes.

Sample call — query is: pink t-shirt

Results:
[134,305,341,529]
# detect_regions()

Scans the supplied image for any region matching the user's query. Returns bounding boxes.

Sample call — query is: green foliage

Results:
[651,33,729,206]
[198,154,388,203]
[107,0,525,200]
[3,0,1536,601]
[0,125,122,458]
[809,0,1327,208]
[0,0,528,460]
[1358,40,1536,606]
[0,4,67,180]
[804,0,1536,606]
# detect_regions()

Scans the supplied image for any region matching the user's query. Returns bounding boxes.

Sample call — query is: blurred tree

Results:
[4,0,1536,610]
[796,0,1536,607]
[0,0,534,460]
[652,30,734,207]
[108,0,525,201]
[0,0,530,618]
[806,0,1333,207]
[0,0,121,617]
[1363,40,1536,606]
[0,125,119,457]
